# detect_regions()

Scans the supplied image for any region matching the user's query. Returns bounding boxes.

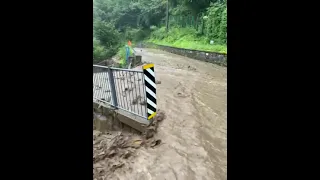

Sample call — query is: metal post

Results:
[107,68,118,107]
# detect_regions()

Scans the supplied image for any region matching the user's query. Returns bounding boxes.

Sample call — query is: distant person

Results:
[125,45,130,64]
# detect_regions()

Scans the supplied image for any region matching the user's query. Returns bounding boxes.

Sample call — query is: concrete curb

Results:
[139,42,227,67]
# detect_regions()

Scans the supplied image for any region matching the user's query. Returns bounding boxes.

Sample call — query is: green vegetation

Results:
[147,27,226,53]
[116,47,126,67]
[93,0,162,64]
[149,1,227,53]
[93,16,121,63]
[116,45,135,67]
[93,38,108,63]
[93,0,227,64]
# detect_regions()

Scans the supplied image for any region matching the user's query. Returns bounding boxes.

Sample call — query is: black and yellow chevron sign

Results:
[143,64,157,120]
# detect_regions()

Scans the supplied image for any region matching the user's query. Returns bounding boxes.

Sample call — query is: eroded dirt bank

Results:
[94,48,227,180]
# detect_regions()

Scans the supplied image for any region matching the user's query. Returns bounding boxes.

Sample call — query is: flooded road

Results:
[108,48,227,180]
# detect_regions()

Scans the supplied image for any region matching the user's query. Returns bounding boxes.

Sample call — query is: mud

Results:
[93,111,165,180]
[94,48,227,180]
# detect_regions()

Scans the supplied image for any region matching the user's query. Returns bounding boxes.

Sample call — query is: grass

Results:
[147,27,227,54]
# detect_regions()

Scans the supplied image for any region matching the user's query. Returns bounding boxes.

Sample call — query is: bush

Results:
[203,2,227,44]
[150,27,167,40]
[93,38,108,63]
[124,28,150,42]
[93,20,122,63]
[94,20,120,47]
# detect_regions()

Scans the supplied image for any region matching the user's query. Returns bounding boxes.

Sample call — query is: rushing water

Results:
[110,48,227,180]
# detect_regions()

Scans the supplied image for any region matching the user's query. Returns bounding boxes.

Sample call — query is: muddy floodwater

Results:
[96,48,227,180]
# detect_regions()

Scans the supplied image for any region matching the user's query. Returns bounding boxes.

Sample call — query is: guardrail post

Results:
[107,68,118,107]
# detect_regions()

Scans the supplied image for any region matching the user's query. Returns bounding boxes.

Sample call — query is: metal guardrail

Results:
[93,65,147,119]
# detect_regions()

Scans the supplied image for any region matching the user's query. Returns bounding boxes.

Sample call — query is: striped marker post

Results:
[143,64,157,120]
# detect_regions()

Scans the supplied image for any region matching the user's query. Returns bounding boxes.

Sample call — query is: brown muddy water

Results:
[95,48,227,180]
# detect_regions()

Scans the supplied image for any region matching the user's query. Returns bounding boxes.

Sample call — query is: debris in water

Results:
[110,162,124,172]
[93,110,166,180]
[140,100,147,106]
[133,139,143,145]
[122,151,132,159]
[188,65,197,71]
[98,151,105,156]
[145,129,155,139]
[107,150,117,158]
[128,87,134,92]
[150,139,162,148]
[132,95,141,105]
[155,111,166,122]
[132,99,138,105]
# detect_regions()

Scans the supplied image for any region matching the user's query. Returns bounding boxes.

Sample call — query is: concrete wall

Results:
[140,42,227,67]
[93,103,145,134]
